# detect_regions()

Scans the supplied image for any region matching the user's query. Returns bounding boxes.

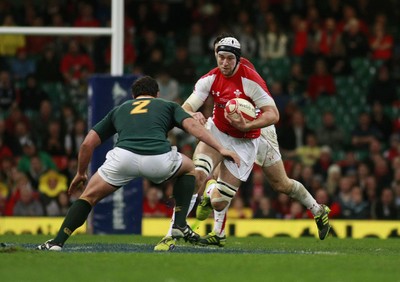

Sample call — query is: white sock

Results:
[188,193,198,215]
[165,214,175,237]
[289,180,322,216]
[213,205,229,237]
[166,194,198,237]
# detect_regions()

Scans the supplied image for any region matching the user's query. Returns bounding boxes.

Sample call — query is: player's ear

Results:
[156,91,160,98]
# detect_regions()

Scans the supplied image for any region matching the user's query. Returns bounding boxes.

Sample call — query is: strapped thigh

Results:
[193,153,214,176]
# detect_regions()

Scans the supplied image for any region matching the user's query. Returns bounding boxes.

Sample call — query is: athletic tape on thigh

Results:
[194,154,214,175]
[211,179,239,203]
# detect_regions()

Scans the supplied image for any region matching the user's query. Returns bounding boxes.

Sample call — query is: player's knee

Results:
[194,155,214,193]
[194,154,214,177]
[210,180,239,211]
[210,189,229,211]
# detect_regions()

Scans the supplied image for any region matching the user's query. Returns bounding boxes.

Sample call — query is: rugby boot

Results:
[314,205,331,240]
[196,179,216,220]
[198,231,226,247]
[154,236,176,251]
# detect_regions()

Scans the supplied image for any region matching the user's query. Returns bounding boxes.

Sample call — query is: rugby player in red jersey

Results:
[155,34,331,250]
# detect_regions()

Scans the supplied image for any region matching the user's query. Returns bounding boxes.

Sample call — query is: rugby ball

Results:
[225,98,256,122]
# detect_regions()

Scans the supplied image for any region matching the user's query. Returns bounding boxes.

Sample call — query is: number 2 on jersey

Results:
[130,100,150,114]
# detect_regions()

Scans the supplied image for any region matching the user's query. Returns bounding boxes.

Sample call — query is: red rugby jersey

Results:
[193,62,274,138]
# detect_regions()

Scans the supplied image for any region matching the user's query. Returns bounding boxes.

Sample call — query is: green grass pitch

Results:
[1,235,399,282]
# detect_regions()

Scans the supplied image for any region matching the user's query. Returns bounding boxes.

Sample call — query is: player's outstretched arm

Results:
[69,173,88,195]
[182,93,209,125]
[68,130,101,195]
[182,102,207,125]
[182,118,240,167]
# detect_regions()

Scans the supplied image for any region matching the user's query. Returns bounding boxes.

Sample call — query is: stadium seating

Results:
[179,83,194,100]
[52,155,69,171]
[256,57,291,84]
[41,82,67,110]
[195,57,214,77]
[350,58,375,88]
[266,57,291,82]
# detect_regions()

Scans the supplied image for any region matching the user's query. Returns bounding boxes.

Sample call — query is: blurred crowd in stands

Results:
[0,0,399,220]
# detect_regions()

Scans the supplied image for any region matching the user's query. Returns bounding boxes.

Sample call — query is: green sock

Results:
[53,199,92,245]
[173,174,195,227]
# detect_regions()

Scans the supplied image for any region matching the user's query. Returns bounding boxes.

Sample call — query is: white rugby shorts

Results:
[98,146,182,187]
[255,125,282,167]
[207,118,259,182]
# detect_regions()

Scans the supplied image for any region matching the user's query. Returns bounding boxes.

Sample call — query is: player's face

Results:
[216,51,237,77]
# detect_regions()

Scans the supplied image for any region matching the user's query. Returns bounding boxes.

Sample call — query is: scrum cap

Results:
[216,37,241,63]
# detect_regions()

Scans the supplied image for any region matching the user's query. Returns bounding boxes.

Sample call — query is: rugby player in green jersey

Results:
[37,76,240,251]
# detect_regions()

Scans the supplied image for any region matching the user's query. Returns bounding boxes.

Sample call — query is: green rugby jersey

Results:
[93,97,192,155]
